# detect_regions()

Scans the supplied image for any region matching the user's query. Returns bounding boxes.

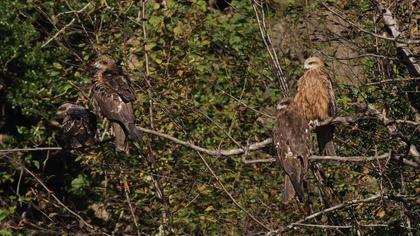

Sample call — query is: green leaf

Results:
[32,160,40,169]
[145,42,156,51]
[173,25,183,37]
[52,62,62,69]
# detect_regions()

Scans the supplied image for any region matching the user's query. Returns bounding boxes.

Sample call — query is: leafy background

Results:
[0,0,418,235]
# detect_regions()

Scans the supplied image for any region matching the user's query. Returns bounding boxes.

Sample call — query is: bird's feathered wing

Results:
[61,105,96,149]
[273,102,311,203]
[91,70,140,152]
[294,68,336,155]
[103,71,136,102]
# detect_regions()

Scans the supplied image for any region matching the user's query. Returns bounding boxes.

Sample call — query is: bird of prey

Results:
[273,99,311,203]
[294,57,336,156]
[57,103,97,149]
[90,55,140,153]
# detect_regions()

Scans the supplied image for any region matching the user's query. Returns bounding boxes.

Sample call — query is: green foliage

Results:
[69,174,91,196]
[0,0,418,235]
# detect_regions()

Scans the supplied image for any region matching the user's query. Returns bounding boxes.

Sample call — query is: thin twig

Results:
[251,0,289,96]
[332,53,397,60]
[121,170,140,236]
[139,0,150,76]
[1,133,417,168]
[293,223,389,229]
[267,194,414,234]
[310,153,389,162]
[41,18,76,48]
[0,147,63,153]
[137,126,272,156]
[16,168,24,200]
[367,77,420,85]
[23,166,106,234]
[371,0,420,76]
[220,90,274,118]
[56,2,91,17]
[243,152,418,168]
[64,0,96,49]
[196,151,271,231]
[138,1,173,232]
[321,3,420,44]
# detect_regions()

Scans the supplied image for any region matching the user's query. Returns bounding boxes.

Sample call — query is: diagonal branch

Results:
[267,194,415,234]
[371,0,420,76]
[22,166,107,234]
[41,18,76,48]
[196,151,271,231]
[251,0,289,97]
[322,2,420,45]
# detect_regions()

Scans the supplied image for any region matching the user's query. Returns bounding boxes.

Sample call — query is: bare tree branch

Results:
[267,194,415,234]
[41,18,76,48]
[0,147,63,153]
[251,0,289,96]
[1,109,417,166]
[292,223,390,229]
[22,166,106,234]
[137,126,272,156]
[372,0,420,76]
[121,168,140,236]
[137,1,174,232]
[1,119,418,168]
[322,3,420,45]
[367,77,420,86]
[56,2,91,17]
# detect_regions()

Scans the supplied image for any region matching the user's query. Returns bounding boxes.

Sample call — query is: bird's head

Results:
[303,57,325,70]
[276,97,293,110]
[91,55,117,72]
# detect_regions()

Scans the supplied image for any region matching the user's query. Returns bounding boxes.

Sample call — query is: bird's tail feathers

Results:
[112,122,128,153]
[283,175,304,204]
[290,174,305,203]
[126,123,141,141]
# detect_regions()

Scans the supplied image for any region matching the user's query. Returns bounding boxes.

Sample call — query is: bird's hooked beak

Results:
[57,105,69,116]
[56,109,65,116]
[277,104,288,110]
[93,61,102,69]
[276,97,292,110]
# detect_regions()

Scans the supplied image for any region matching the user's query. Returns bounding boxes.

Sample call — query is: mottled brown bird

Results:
[57,103,97,149]
[294,57,336,155]
[90,55,140,153]
[273,100,311,203]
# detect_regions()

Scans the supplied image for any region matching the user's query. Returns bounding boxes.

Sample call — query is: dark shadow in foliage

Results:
[208,0,232,12]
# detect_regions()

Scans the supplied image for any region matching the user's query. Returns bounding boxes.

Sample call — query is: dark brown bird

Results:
[273,100,311,203]
[57,103,97,149]
[90,55,140,153]
[294,57,336,156]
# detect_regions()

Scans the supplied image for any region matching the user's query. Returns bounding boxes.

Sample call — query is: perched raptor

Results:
[90,55,140,153]
[273,100,311,203]
[294,57,336,156]
[57,103,97,149]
